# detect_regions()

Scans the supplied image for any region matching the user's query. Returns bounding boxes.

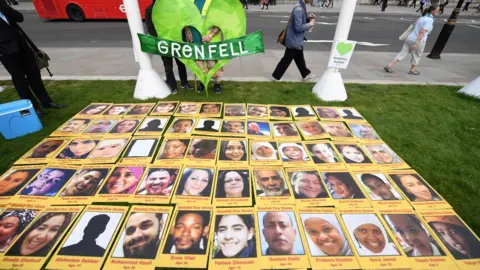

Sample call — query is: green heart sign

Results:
[336,42,354,56]
[152,0,247,94]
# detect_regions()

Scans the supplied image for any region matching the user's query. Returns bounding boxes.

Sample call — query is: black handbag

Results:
[16,25,53,76]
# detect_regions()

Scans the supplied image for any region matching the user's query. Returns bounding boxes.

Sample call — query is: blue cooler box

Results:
[0,100,43,140]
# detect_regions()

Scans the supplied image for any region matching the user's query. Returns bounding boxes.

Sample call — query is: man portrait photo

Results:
[112,212,166,259]
[259,211,304,256]
[255,170,290,197]
[163,211,211,255]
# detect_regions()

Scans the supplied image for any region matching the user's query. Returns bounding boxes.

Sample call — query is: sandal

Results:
[384,66,393,73]
[408,70,420,75]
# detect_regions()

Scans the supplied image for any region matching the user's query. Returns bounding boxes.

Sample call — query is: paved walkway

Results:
[0,47,477,85]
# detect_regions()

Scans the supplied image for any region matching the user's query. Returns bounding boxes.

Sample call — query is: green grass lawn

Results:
[1,80,479,235]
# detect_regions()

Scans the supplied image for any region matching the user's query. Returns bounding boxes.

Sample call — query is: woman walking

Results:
[384,4,439,75]
[261,0,269,9]
[417,0,427,13]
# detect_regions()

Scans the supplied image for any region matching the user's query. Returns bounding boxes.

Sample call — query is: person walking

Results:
[145,0,192,94]
[326,0,334,8]
[439,0,447,13]
[417,0,427,13]
[241,0,248,9]
[0,0,65,116]
[373,0,381,5]
[410,0,417,8]
[319,0,326,7]
[462,0,473,11]
[381,0,388,11]
[271,0,316,82]
[384,4,439,75]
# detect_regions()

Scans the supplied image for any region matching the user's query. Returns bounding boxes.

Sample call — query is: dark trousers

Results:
[410,0,416,8]
[381,0,388,11]
[0,48,52,109]
[417,2,424,12]
[272,47,311,80]
[241,0,248,8]
[462,2,471,11]
[440,1,448,13]
[326,0,333,8]
[161,56,188,90]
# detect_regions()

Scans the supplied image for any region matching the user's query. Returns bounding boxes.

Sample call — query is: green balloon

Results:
[152,0,247,92]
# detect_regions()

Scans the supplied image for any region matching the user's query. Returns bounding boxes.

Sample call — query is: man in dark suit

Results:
[0,0,65,115]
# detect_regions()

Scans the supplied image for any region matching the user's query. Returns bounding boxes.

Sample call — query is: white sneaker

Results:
[302,74,316,81]
[269,76,282,82]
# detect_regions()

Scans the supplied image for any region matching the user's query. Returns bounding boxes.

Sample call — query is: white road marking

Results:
[260,15,289,18]
[468,24,480,29]
[306,40,390,46]
[364,17,374,19]
[280,20,336,25]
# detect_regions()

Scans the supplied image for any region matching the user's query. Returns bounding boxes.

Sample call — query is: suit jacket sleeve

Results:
[0,1,24,23]
[145,5,157,37]
[292,7,310,33]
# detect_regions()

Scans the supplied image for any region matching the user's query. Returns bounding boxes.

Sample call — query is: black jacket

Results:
[0,0,27,55]
[145,4,157,37]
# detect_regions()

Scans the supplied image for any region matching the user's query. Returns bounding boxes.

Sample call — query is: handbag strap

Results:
[15,23,39,53]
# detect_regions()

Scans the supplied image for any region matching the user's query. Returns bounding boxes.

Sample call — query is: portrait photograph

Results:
[272,122,299,137]
[58,211,124,257]
[137,117,167,133]
[215,170,250,198]
[292,106,316,119]
[123,138,158,158]
[78,103,110,116]
[341,214,401,256]
[224,104,246,117]
[383,214,446,257]
[56,118,91,133]
[56,139,99,159]
[247,105,268,118]
[99,167,144,195]
[257,211,305,256]
[153,102,178,115]
[288,171,328,199]
[176,102,200,115]
[349,123,381,140]
[6,211,77,257]
[83,119,117,134]
[254,169,290,197]
[89,139,128,159]
[24,139,66,159]
[221,120,246,135]
[247,121,271,136]
[218,140,247,162]
[175,168,214,197]
[166,118,195,134]
[322,172,366,199]
[127,103,154,115]
[212,214,257,259]
[305,142,341,164]
[186,139,218,160]
[0,209,38,253]
[156,139,190,160]
[279,143,310,163]
[269,106,291,119]
[356,173,403,201]
[0,168,40,196]
[112,212,168,259]
[135,168,179,196]
[296,121,327,137]
[162,210,211,255]
[364,144,403,164]
[424,215,480,260]
[195,119,221,133]
[20,168,77,197]
[199,103,222,115]
[59,168,110,197]
[334,144,373,164]
[109,119,140,134]
[337,108,364,120]
[250,141,280,161]
[389,173,442,202]
[102,105,132,116]
[322,122,354,138]
[300,213,354,256]
[314,107,341,120]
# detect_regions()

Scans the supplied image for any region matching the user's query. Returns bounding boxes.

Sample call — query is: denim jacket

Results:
[285,1,311,50]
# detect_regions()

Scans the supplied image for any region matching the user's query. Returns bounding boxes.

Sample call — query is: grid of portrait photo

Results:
[0,102,478,270]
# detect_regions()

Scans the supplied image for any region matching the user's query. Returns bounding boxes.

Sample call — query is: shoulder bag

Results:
[16,25,53,76]
[277,7,298,46]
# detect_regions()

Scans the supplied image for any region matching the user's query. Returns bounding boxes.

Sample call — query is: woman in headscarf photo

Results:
[279,143,310,162]
[300,214,354,256]
[0,210,37,252]
[213,214,257,258]
[57,139,98,159]
[99,167,144,194]
[219,140,247,162]
[6,212,74,257]
[342,214,400,256]
[251,142,279,161]
[215,170,250,198]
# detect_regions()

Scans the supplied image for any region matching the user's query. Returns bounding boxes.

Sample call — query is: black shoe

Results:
[181,82,193,90]
[214,84,222,94]
[43,102,67,109]
[35,109,46,117]
[198,84,205,93]
[171,88,178,95]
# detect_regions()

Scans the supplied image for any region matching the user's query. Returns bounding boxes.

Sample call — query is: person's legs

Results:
[385,41,410,72]
[21,50,53,107]
[292,47,311,78]
[161,56,177,90]
[409,41,425,74]
[272,47,296,80]
[174,58,189,86]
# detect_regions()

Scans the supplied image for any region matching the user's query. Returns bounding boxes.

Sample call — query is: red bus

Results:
[33,0,151,21]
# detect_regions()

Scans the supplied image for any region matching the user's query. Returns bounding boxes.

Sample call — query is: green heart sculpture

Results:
[152,0,247,93]
[336,42,354,56]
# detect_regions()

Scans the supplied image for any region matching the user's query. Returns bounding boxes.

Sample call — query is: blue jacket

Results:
[285,1,311,50]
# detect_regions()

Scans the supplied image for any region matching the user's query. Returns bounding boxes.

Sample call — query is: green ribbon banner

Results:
[138,30,264,61]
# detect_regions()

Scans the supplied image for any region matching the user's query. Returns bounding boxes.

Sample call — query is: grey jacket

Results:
[285,2,311,50]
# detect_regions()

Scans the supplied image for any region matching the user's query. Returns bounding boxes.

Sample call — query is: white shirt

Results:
[408,15,434,43]
[0,11,9,25]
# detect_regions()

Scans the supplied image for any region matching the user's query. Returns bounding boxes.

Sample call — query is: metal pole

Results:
[312,0,357,101]
[427,0,465,59]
